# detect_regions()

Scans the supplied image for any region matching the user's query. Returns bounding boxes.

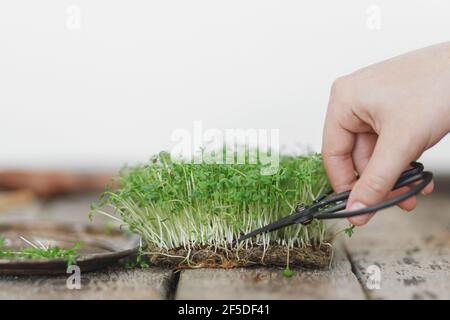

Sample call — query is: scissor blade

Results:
[238,212,303,242]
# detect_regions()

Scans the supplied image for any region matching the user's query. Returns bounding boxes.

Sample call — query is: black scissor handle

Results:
[305,162,433,221]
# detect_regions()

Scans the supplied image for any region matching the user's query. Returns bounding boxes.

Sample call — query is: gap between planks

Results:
[342,193,450,300]
[0,193,178,300]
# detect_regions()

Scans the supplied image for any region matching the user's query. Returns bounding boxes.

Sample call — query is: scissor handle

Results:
[306,162,433,221]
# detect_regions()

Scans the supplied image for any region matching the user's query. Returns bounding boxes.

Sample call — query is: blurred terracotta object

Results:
[0,189,35,211]
[0,171,115,198]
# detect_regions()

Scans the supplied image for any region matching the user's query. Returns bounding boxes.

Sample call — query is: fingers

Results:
[351,133,413,217]
[322,123,356,193]
[389,187,417,211]
[323,76,430,227]
[352,133,377,174]
[422,180,434,195]
[322,93,358,193]
[348,212,375,226]
[347,131,422,226]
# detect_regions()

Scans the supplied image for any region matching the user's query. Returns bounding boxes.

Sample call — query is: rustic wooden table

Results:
[0,179,449,300]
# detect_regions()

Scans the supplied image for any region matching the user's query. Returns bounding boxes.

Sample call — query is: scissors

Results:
[239,162,433,241]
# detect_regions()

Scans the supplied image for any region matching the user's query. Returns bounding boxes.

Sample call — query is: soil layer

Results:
[148,244,332,269]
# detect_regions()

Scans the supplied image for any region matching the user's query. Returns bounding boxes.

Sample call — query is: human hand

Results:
[322,42,450,226]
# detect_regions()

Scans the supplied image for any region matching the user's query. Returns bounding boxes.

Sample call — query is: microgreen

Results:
[124,246,150,269]
[283,267,294,278]
[283,246,294,278]
[0,238,83,267]
[92,150,330,255]
[344,224,355,238]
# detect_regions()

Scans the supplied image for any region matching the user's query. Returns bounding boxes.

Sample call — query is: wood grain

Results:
[40,192,113,224]
[343,194,450,300]
[0,266,175,300]
[0,193,176,299]
[176,247,366,299]
[0,202,41,223]
[1,188,449,300]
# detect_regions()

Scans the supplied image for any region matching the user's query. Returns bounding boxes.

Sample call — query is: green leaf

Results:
[344,224,355,238]
[283,267,294,278]
[0,241,83,268]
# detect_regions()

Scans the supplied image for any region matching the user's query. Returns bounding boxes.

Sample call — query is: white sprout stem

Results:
[96,210,124,223]
[19,236,39,249]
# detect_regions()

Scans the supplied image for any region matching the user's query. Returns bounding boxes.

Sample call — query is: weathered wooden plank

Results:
[0,193,176,300]
[0,190,35,212]
[344,193,450,300]
[0,266,175,300]
[40,192,111,224]
[0,201,41,224]
[176,247,365,299]
[0,192,104,224]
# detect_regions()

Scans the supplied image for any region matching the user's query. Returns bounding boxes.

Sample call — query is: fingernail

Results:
[348,202,369,225]
[350,202,366,211]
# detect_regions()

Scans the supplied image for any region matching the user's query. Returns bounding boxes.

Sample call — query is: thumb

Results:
[346,132,421,225]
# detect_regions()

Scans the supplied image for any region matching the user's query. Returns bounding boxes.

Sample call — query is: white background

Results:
[0,1,449,172]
